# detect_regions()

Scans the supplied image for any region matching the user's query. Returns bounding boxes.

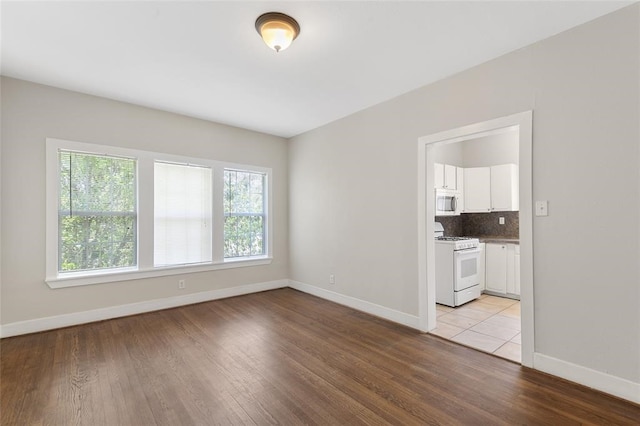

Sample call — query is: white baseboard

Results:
[0,279,288,338]
[288,280,421,330]
[533,352,640,404]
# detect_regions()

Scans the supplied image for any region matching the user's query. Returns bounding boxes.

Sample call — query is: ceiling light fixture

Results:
[255,12,300,53]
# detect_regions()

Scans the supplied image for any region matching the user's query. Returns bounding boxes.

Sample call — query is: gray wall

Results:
[433,129,519,167]
[0,77,289,324]
[289,5,639,384]
[462,130,519,167]
[432,140,464,165]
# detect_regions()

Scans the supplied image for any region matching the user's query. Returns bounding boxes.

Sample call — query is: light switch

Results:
[535,200,548,217]
[499,217,505,225]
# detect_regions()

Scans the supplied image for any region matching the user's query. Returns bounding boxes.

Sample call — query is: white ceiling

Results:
[1,1,633,138]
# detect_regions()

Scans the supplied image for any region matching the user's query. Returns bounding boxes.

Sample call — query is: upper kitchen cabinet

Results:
[464,164,519,213]
[464,167,491,212]
[490,164,519,212]
[434,163,458,190]
[456,167,465,213]
[434,163,444,188]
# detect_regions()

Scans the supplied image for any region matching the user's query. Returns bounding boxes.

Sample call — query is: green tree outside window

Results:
[58,151,137,272]
[223,170,265,258]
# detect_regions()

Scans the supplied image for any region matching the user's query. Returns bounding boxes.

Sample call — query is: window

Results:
[224,169,266,258]
[58,151,137,273]
[154,162,212,266]
[46,138,272,288]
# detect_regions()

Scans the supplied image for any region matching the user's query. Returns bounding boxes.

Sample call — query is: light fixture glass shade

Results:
[255,12,300,53]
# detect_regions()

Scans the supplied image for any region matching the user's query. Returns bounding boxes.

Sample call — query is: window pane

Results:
[223,215,264,258]
[59,215,136,272]
[224,169,265,258]
[58,151,137,272]
[154,162,212,266]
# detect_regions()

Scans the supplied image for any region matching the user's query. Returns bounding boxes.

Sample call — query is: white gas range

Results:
[435,236,479,250]
[434,223,482,307]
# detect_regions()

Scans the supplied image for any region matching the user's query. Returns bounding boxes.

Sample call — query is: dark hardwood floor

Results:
[1,288,639,425]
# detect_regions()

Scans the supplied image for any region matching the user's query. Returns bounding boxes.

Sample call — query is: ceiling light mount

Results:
[255,12,300,53]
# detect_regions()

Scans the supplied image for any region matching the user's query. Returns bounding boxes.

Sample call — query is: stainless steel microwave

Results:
[435,190,460,216]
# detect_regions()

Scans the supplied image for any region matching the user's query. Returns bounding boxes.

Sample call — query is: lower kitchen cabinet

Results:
[478,243,486,291]
[485,243,520,296]
[506,244,517,294]
[485,244,507,294]
[514,245,521,295]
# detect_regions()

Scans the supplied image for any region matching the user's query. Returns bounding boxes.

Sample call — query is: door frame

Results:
[417,111,534,367]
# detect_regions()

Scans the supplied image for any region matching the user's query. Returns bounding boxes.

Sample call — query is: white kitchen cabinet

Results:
[478,243,486,291]
[444,164,457,190]
[456,167,465,213]
[485,243,520,296]
[514,245,521,295]
[463,167,491,212]
[490,164,519,212]
[463,164,519,213]
[485,243,507,294]
[506,244,517,294]
[434,163,458,190]
[434,163,444,189]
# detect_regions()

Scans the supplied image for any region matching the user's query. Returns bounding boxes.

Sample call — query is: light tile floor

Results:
[430,294,521,363]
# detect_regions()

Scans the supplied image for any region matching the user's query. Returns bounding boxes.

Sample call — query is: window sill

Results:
[45,257,273,289]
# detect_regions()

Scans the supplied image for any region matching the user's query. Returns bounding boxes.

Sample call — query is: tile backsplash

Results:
[436,215,464,237]
[436,211,519,238]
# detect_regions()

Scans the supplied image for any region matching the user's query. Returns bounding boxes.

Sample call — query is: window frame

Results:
[57,149,139,274]
[223,168,268,259]
[45,138,272,289]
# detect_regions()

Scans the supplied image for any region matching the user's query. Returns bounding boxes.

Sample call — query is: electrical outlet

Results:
[499,217,505,225]
[536,200,549,217]
[329,274,335,284]
[178,279,186,289]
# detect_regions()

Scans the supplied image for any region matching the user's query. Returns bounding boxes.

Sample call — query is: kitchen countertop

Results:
[476,237,520,245]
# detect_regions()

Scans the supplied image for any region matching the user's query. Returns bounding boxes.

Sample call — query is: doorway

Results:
[417,111,534,367]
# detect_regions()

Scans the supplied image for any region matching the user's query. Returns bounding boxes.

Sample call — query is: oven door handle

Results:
[455,248,481,256]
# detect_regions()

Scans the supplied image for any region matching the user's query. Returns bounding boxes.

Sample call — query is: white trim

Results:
[46,257,273,288]
[289,280,421,329]
[516,112,534,367]
[0,279,288,338]
[533,353,640,404]
[417,111,535,367]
